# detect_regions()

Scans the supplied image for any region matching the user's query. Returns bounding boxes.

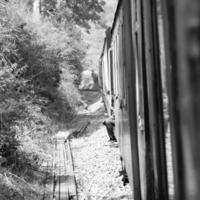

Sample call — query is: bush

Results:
[0,0,85,166]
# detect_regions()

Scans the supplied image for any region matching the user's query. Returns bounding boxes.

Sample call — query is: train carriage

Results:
[99,29,113,116]
[110,0,136,193]
[99,0,200,200]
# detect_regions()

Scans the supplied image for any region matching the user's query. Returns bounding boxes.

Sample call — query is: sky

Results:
[82,0,119,71]
[103,0,118,27]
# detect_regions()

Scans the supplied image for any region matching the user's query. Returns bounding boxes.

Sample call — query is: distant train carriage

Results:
[99,0,200,200]
[99,28,113,116]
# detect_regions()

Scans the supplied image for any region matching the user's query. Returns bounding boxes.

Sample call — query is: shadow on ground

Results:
[68,90,107,138]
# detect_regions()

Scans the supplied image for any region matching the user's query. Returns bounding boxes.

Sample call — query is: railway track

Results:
[52,138,78,200]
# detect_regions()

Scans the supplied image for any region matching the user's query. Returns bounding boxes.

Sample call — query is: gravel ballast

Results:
[71,125,133,200]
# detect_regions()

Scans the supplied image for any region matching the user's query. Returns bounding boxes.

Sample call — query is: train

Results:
[99,0,200,200]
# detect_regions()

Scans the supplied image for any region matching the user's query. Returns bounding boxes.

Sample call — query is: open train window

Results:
[155,0,175,199]
[113,37,117,96]
[109,49,114,113]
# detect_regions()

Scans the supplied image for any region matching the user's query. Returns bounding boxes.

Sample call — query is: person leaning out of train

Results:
[102,115,117,142]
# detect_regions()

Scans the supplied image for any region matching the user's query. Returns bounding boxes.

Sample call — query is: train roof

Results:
[100,0,122,59]
[100,34,108,59]
[110,0,122,35]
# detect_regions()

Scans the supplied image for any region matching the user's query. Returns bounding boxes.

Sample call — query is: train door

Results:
[153,1,176,199]
[109,49,114,115]
[141,0,171,199]
[130,0,172,199]
[102,42,110,114]
[113,32,120,141]
[130,0,156,199]
[163,0,200,200]
[117,7,125,161]
[119,1,134,190]
[174,1,200,199]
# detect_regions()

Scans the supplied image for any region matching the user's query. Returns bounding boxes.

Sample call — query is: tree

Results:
[41,0,105,29]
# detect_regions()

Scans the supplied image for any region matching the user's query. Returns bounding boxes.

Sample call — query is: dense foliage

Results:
[0,0,119,199]
[0,0,90,169]
[41,0,105,29]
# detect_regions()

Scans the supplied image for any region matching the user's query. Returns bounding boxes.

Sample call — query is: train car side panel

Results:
[100,34,113,116]
[110,1,141,197]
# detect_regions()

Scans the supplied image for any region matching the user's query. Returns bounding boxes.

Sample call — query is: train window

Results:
[119,23,124,99]
[116,34,119,97]
[155,0,175,199]
[114,38,117,96]
[135,0,138,22]
[135,32,145,130]
[109,49,114,112]
[112,37,116,97]
[109,50,114,94]
[122,22,127,102]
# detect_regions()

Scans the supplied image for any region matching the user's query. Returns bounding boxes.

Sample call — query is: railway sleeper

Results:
[51,139,78,200]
